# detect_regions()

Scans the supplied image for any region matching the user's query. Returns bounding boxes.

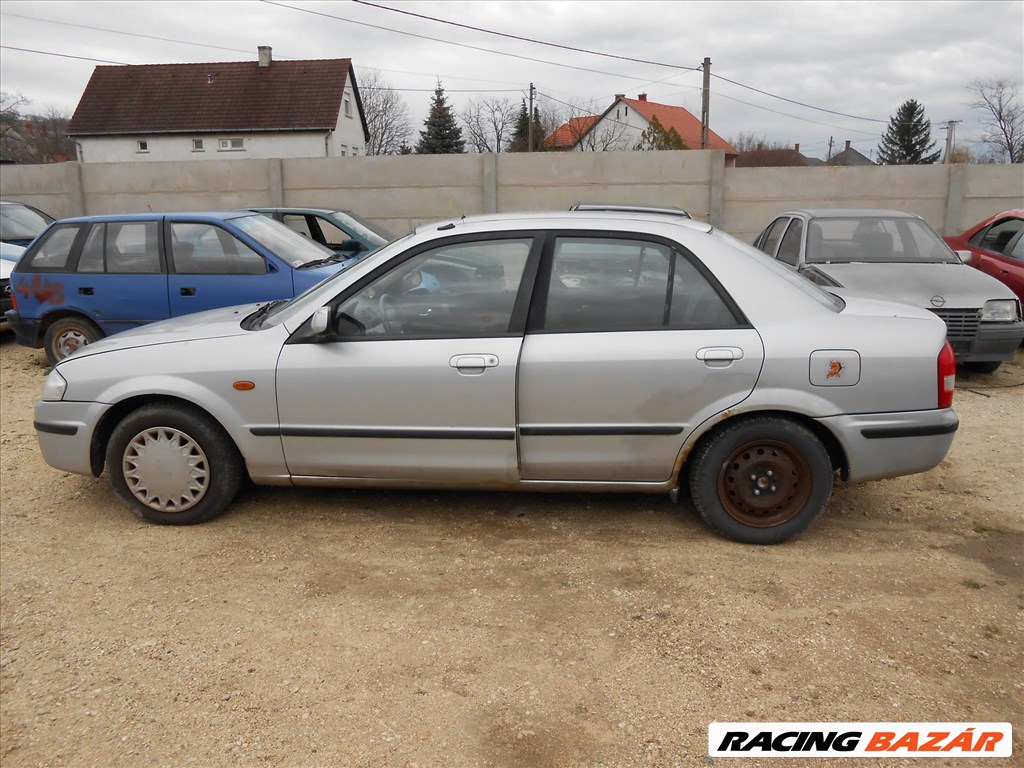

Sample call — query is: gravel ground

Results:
[1,337,1021,768]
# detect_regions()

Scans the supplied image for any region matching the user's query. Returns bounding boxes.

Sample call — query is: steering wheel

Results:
[378,293,401,334]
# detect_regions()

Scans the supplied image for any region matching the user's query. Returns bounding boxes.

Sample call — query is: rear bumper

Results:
[817,408,958,483]
[5,310,40,347]
[959,320,1024,362]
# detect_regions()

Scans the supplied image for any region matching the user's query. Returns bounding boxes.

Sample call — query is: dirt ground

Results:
[0,337,1021,768]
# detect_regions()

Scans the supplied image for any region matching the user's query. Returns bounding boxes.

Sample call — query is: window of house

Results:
[339,144,348,157]
[615,109,620,120]
[344,97,352,118]
[137,140,149,153]
[539,237,738,332]
[352,146,360,156]
[192,138,205,152]
[218,137,245,151]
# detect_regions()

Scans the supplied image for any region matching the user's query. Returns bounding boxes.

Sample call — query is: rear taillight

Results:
[938,341,956,408]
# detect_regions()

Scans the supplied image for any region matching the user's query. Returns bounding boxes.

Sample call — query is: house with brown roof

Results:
[826,140,875,166]
[735,143,825,167]
[67,47,368,163]
[545,93,739,163]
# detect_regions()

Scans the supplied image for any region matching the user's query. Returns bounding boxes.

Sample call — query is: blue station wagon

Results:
[6,212,358,363]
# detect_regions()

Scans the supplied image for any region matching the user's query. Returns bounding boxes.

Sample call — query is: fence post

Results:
[67,162,87,216]
[943,164,966,235]
[268,158,285,207]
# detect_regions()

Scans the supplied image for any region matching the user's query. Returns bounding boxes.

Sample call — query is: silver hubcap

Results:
[55,329,90,359]
[122,427,209,512]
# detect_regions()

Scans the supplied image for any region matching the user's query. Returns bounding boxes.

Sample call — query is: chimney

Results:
[638,93,647,102]
[258,46,272,67]
[756,142,764,151]
[614,93,625,100]
[794,143,800,152]
[845,139,851,151]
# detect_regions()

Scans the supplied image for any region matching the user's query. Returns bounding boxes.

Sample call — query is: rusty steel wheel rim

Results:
[717,439,812,528]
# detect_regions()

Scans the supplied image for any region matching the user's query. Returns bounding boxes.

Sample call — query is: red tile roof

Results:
[545,115,600,149]
[618,97,737,155]
[67,59,361,136]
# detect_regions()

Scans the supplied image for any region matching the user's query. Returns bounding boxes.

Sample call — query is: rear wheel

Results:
[44,316,103,365]
[106,403,244,525]
[688,416,833,544]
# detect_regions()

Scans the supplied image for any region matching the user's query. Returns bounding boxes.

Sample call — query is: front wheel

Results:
[106,403,244,525]
[44,316,103,365]
[688,416,833,544]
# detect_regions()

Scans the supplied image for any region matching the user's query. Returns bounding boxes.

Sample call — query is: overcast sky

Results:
[1,0,1022,159]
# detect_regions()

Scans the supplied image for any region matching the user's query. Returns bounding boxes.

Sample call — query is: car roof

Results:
[53,211,258,224]
[781,208,922,219]
[415,210,713,235]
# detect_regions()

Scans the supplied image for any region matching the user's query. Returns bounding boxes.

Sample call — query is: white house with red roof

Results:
[546,93,739,164]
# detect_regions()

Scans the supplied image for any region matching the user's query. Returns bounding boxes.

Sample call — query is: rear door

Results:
[166,220,293,316]
[517,233,763,482]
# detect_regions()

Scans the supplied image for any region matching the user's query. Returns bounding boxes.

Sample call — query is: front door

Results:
[517,234,763,482]
[276,235,538,481]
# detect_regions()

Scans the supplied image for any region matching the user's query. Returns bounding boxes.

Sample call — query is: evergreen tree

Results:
[876,99,940,164]
[415,81,464,154]
[508,100,545,152]
[635,115,687,150]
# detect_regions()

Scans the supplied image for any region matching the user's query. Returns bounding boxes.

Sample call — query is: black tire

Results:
[962,360,1001,374]
[105,402,244,525]
[44,316,103,365]
[687,416,833,544]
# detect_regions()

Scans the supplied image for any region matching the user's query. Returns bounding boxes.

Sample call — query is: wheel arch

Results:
[675,409,850,489]
[33,309,100,346]
[90,395,245,477]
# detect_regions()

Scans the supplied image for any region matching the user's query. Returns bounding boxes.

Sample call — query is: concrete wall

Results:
[2,151,1021,240]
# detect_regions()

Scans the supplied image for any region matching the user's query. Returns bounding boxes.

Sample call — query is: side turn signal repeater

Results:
[233,381,256,391]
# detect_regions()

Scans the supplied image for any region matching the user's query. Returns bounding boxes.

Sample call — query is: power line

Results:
[351,0,701,74]
[0,45,129,65]
[350,0,889,125]
[258,0,684,83]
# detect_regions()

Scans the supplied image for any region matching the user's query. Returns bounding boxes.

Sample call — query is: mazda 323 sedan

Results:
[34,212,959,543]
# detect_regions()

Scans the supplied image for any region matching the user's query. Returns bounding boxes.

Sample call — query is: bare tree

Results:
[460,97,517,153]
[1,93,74,163]
[728,132,792,152]
[966,78,1023,163]
[358,68,413,156]
[547,98,629,151]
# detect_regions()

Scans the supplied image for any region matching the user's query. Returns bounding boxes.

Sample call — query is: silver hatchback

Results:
[34,212,959,543]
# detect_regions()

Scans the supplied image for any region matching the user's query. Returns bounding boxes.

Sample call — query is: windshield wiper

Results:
[242,299,288,330]
[298,253,352,270]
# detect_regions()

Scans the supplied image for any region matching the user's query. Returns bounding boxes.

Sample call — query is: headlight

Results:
[40,369,67,401]
[981,299,1020,322]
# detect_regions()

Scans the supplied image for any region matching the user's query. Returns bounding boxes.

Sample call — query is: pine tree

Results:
[415,81,464,154]
[508,100,545,152]
[634,115,687,150]
[876,99,940,165]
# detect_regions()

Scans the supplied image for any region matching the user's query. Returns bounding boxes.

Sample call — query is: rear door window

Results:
[756,218,790,257]
[776,219,804,266]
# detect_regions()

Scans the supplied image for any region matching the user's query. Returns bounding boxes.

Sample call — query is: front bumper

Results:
[34,399,111,477]
[817,408,958,483]
[959,320,1024,363]
[5,309,41,348]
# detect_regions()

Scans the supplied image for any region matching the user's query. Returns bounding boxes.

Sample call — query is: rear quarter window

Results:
[25,225,81,271]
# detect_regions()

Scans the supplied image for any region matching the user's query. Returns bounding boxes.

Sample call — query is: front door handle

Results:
[180,287,196,296]
[449,354,499,370]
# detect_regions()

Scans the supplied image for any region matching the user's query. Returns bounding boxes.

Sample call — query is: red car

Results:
[945,210,1024,302]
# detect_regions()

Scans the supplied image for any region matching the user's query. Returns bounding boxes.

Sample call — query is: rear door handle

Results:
[449,354,499,370]
[180,287,196,296]
[696,347,743,367]
[79,287,94,296]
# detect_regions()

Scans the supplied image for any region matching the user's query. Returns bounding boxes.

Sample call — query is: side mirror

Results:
[310,306,330,334]
[955,249,973,265]
[339,239,364,253]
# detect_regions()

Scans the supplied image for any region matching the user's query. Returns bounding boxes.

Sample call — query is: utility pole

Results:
[700,57,711,149]
[942,119,961,163]
[827,136,834,160]
[528,82,535,152]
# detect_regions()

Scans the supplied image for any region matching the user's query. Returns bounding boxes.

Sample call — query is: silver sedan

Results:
[33,211,959,544]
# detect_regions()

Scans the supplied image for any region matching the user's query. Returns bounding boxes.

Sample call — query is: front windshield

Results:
[258,231,417,327]
[0,204,54,241]
[806,217,958,264]
[332,211,395,246]
[232,214,335,266]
